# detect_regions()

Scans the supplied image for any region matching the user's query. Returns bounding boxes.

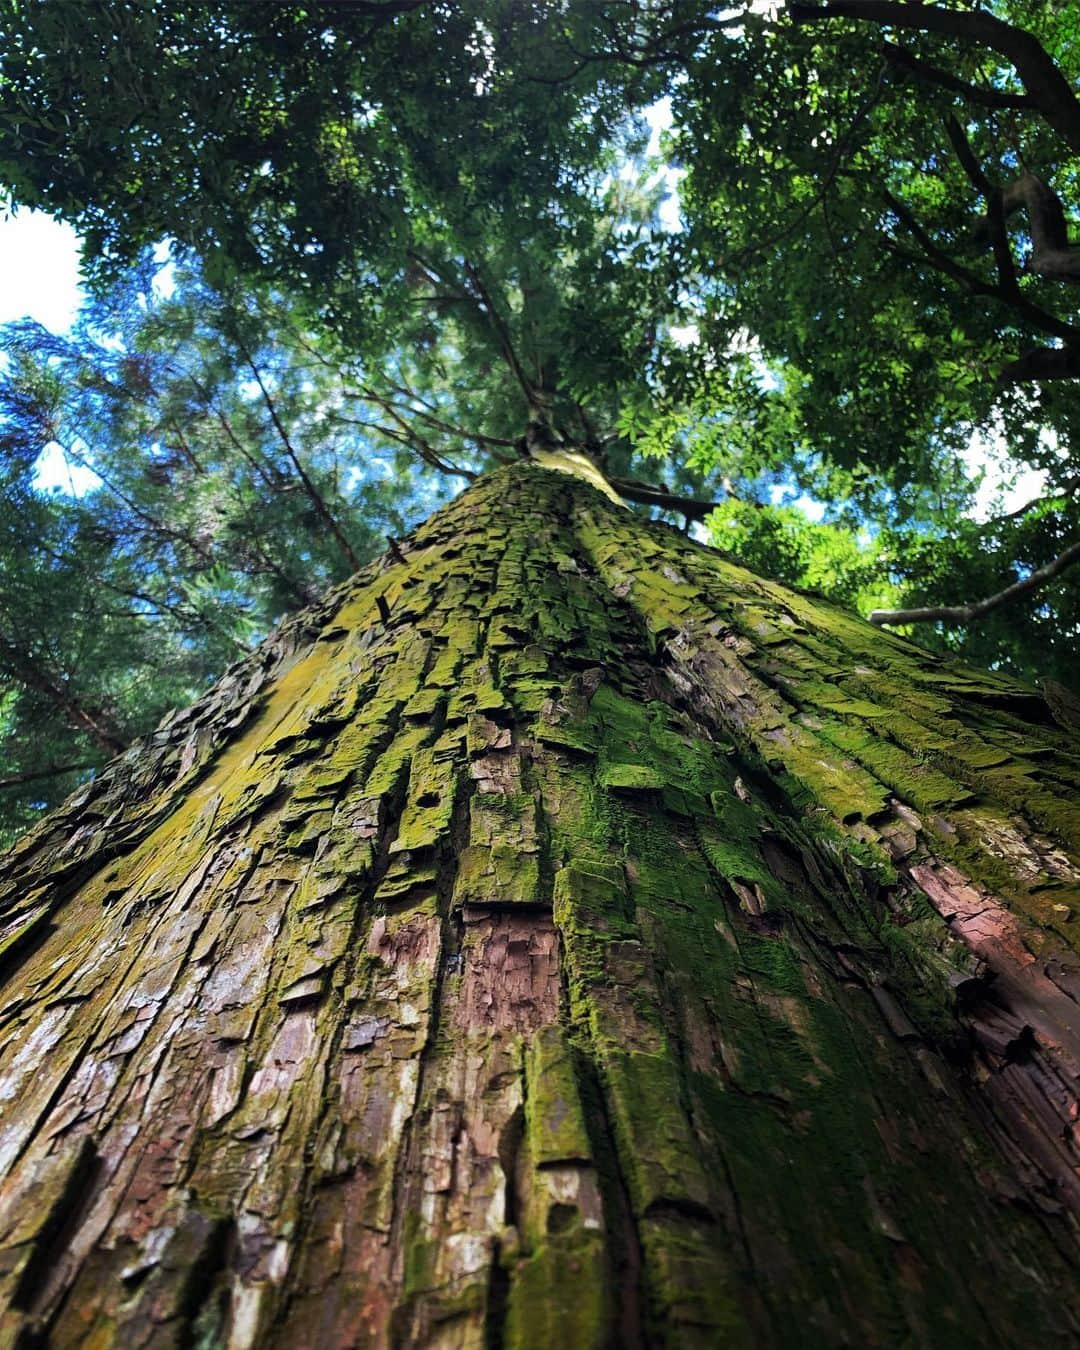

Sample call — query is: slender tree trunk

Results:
[0,461,1078,1348]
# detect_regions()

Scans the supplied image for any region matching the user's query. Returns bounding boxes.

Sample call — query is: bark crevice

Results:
[0,463,1078,1346]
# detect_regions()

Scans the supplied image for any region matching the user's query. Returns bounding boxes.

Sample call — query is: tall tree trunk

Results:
[0,461,1078,1347]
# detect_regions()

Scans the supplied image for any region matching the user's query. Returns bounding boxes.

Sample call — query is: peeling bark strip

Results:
[1,461,1079,1347]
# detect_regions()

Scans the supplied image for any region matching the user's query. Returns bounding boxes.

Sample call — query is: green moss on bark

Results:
[0,462,1077,1347]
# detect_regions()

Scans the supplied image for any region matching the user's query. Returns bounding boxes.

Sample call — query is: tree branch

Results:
[722,65,886,266]
[996,345,1080,388]
[882,191,1080,344]
[994,471,1080,521]
[0,762,98,791]
[462,260,539,412]
[545,7,747,78]
[235,343,362,572]
[180,367,284,491]
[881,40,1035,111]
[789,1,1080,153]
[942,114,1018,298]
[869,538,1080,627]
[378,382,517,450]
[55,437,214,561]
[997,172,1080,284]
[350,390,479,479]
[34,537,252,655]
[0,628,128,756]
[608,476,719,523]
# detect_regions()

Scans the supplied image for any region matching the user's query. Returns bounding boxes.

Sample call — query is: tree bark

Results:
[0,460,1078,1347]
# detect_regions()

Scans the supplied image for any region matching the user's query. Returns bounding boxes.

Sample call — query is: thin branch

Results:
[462,260,538,411]
[349,391,479,479]
[181,367,283,491]
[55,437,214,559]
[34,537,251,654]
[284,323,350,372]
[403,250,540,413]
[942,114,1018,298]
[722,66,886,267]
[235,342,362,572]
[0,762,98,791]
[869,538,1080,626]
[995,472,1080,521]
[405,250,472,301]
[233,525,316,608]
[553,6,747,75]
[167,424,206,476]
[0,628,128,756]
[370,383,517,450]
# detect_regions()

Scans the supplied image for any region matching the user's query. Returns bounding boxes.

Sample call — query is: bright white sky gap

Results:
[0,210,84,331]
[0,210,99,492]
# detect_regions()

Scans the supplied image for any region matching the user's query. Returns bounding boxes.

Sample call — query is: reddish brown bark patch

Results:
[455,911,560,1034]
[910,859,1080,1212]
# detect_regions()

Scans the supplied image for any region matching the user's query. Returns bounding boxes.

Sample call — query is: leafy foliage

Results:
[0,0,1077,842]
[0,1,655,341]
[704,497,900,614]
[664,0,1079,670]
[0,263,458,839]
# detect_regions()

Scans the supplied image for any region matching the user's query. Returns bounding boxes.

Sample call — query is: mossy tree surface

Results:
[0,461,1078,1348]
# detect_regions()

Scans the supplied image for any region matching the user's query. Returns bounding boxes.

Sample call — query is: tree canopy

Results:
[669,0,1080,675]
[0,0,1076,838]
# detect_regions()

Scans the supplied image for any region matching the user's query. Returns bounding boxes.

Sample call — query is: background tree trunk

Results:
[0,461,1078,1347]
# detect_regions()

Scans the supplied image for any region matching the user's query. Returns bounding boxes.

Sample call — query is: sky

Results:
[0,202,1044,521]
[0,209,84,331]
[0,103,677,333]
[0,210,102,492]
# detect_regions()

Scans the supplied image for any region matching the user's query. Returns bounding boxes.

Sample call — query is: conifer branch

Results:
[235,343,363,572]
[0,762,98,791]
